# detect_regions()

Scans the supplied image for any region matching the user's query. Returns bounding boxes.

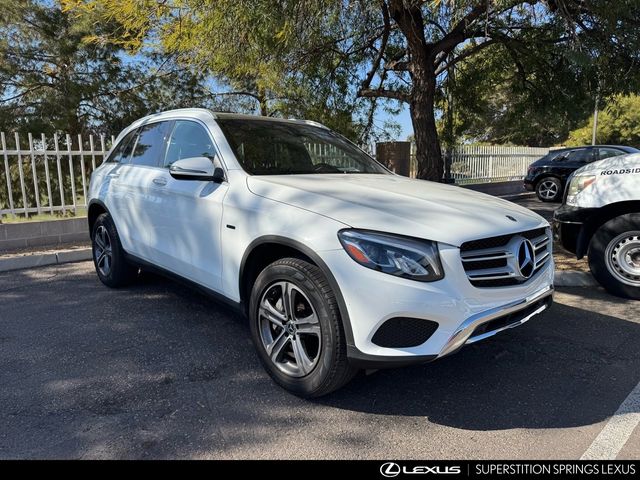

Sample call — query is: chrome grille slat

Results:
[461,252,514,262]
[460,228,552,288]
[468,272,516,281]
[535,251,550,268]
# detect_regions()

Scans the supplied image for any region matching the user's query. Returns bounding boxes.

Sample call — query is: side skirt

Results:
[124,253,244,315]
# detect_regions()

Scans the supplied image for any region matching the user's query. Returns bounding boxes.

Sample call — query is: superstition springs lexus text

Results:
[88,109,554,397]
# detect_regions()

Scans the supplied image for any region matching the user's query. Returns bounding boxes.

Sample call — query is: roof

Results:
[551,145,638,151]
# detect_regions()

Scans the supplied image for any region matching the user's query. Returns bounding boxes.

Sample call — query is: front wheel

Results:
[588,214,640,300]
[249,258,357,397]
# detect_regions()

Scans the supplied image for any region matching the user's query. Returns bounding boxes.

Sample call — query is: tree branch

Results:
[359,87,410,103]
[432,2,489,56]
[435,38,498,75]
[359,2,391,93]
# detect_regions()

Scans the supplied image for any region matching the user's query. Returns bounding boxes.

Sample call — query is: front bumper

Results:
[524,178,535,191]
[553,204,597,257]
[320,244,555,368]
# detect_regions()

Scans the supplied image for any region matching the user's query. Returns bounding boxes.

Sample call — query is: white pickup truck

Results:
[554,153,640,299]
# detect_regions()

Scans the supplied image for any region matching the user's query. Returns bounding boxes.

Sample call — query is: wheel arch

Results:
[239,236,355,347]
[535,174,563,188]
[578,201,640,258]
[87,199,110,239]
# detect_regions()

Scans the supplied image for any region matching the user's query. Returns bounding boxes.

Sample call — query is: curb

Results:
[555,270,599,287]
[499,192,536,201]
[0,248,92,273]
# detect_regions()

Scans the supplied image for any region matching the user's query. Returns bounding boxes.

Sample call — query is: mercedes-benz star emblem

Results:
[517,239,535,279]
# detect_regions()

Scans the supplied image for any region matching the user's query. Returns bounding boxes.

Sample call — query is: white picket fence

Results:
[446,145,549,184]
[0,131,549,218]
[0,132,114,218]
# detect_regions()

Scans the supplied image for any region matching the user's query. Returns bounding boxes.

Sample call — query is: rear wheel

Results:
[536,177,562,202]
[91,213,138,288]
[249,258,357,397]
[588,214,640,300]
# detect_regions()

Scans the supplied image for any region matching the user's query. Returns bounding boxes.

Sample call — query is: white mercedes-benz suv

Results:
[88,108,554,397]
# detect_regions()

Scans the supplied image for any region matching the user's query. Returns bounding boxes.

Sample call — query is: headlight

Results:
[566,175,596,205]
[337,229,444,282]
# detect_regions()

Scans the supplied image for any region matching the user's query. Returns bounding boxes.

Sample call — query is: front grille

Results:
[460,228,552,288]
[371,317,439,348]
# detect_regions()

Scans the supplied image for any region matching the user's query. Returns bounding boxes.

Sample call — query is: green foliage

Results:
[567,95,640,147]
[0,0,227,136]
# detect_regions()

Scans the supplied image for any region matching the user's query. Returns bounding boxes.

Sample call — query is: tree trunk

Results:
[410,64,443,182]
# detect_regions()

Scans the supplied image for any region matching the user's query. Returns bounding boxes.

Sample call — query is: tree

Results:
[0,0,224,137]
[567,95,640,147]
[63,0,640,180]
[62,0,381,142]
[441,37,596,146]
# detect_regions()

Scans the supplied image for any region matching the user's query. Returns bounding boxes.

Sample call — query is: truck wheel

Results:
[91,213,138,288]
[536,177,562,202]
[588,214,640,300]
[249,258,357,397]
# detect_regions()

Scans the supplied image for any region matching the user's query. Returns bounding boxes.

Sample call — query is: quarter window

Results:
[105,130,136,163]
[129,121,172,167]
[598,148,625,160]
[164,121,217,168]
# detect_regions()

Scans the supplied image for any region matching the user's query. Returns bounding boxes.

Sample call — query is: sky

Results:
[385,105,413,141]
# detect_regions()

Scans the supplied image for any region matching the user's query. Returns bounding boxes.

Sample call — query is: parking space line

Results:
[581,380,640,460]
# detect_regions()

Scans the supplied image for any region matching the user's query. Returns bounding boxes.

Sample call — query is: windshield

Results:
[216,119,388,175]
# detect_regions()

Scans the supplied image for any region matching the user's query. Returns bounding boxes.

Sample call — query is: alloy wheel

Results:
[538,180,558,200]
[258,281,322,378]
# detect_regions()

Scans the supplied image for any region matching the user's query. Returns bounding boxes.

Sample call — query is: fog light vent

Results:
[371,317,438,348]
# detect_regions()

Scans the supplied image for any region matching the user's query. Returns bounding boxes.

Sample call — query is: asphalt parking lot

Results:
[1,261,639,460]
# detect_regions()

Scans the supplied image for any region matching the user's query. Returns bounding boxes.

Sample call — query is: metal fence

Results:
[0,131,549,218]
[445,145,549,184]
[371,143,549,181]
[0,132,113,218]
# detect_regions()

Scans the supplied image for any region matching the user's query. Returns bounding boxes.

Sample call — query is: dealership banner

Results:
[6,460,639,476]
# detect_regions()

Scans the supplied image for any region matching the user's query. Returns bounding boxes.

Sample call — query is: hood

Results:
[247,174,547,247]
[573,152,640,175]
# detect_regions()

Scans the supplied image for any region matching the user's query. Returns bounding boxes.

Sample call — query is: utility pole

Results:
[591,92,599,146]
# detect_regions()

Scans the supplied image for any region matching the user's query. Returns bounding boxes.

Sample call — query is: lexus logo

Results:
[516,238,535,279]
[381,462,402,477]
[380,462,462,477]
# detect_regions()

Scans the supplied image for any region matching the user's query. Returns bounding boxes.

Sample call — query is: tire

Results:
[536,177,562,202]
[91,213,138,288]
[588,213,640,300]
[249,257,357,397]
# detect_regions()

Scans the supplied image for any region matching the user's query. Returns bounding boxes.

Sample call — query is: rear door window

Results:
[129,121,172,167]
[566,148,595,163]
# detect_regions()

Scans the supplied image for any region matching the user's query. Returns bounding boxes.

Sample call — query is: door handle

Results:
[152,177,167,186]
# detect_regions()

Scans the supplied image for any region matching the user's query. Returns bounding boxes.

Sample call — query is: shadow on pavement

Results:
[318,291,640,430]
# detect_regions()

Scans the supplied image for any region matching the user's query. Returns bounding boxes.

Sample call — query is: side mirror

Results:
[169,157,224,183]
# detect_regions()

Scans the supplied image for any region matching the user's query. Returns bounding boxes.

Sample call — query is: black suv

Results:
[524,145,639,202]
